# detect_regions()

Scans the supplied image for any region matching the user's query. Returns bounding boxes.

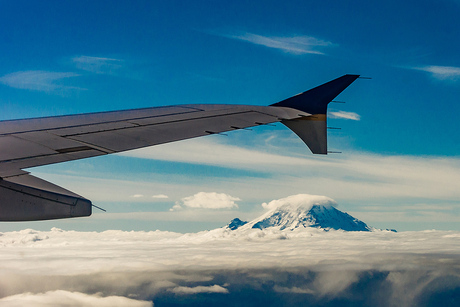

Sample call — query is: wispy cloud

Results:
[72,55,123,74]
[131,194,144,198]
[0,70,83,93]
[169,285,229,295]
[227,33,333,55]
[129,194,169,201]
[273,285,315,294]
[410,65,460,80]
[329,111,361,120]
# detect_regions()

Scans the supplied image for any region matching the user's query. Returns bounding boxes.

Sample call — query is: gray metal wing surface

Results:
[0,74,360,221]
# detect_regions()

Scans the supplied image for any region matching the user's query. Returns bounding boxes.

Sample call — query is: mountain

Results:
[226,194,373,232]
[227,218,248,230]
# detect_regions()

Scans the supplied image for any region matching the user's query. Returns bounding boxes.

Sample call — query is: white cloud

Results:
[172,192,240,210]
[0,71,82,93]
[411,65,460,80]
[228,33,333,55]
[0,227,459,306]
[169,285,229,295]
[72,56,123,74]
[131,194,144,198]
[329,111,361,120]
[0,290,152,307]
[152,194,169,199]
[261,194,337,210]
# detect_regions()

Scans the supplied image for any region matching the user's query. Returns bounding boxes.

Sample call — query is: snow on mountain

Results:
[227,194,373,232]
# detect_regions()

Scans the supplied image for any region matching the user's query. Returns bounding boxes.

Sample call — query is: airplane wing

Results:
[0,74,360,221]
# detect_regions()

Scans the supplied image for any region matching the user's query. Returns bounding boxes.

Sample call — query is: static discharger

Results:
[92,204,106,212]
[256,122,276,126]
[205,130,228,136]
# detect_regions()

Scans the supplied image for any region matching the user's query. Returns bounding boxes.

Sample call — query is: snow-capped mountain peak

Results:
[228,194,372,232]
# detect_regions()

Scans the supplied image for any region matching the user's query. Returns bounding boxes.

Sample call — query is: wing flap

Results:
[0,149,106,178]
[0,174,92,221]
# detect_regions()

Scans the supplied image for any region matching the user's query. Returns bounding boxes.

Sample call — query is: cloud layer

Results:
[0,227,459,306]
[0,290,152,307]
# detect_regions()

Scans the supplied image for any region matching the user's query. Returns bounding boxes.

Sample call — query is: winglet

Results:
[272,74,360,154]
[271,74,360,114]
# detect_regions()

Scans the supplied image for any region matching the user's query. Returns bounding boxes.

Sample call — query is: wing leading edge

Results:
[0,74,360,221]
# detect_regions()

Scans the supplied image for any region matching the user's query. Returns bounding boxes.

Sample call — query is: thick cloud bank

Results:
[0,290,152,307]
[1,228,459,306]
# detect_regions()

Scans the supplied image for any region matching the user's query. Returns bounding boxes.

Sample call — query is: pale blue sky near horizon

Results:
[1,0,460,232]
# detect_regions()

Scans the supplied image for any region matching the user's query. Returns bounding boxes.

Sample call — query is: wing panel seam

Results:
[57,110,277,137]
[0,148,107,165]
[0,108,203,136]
